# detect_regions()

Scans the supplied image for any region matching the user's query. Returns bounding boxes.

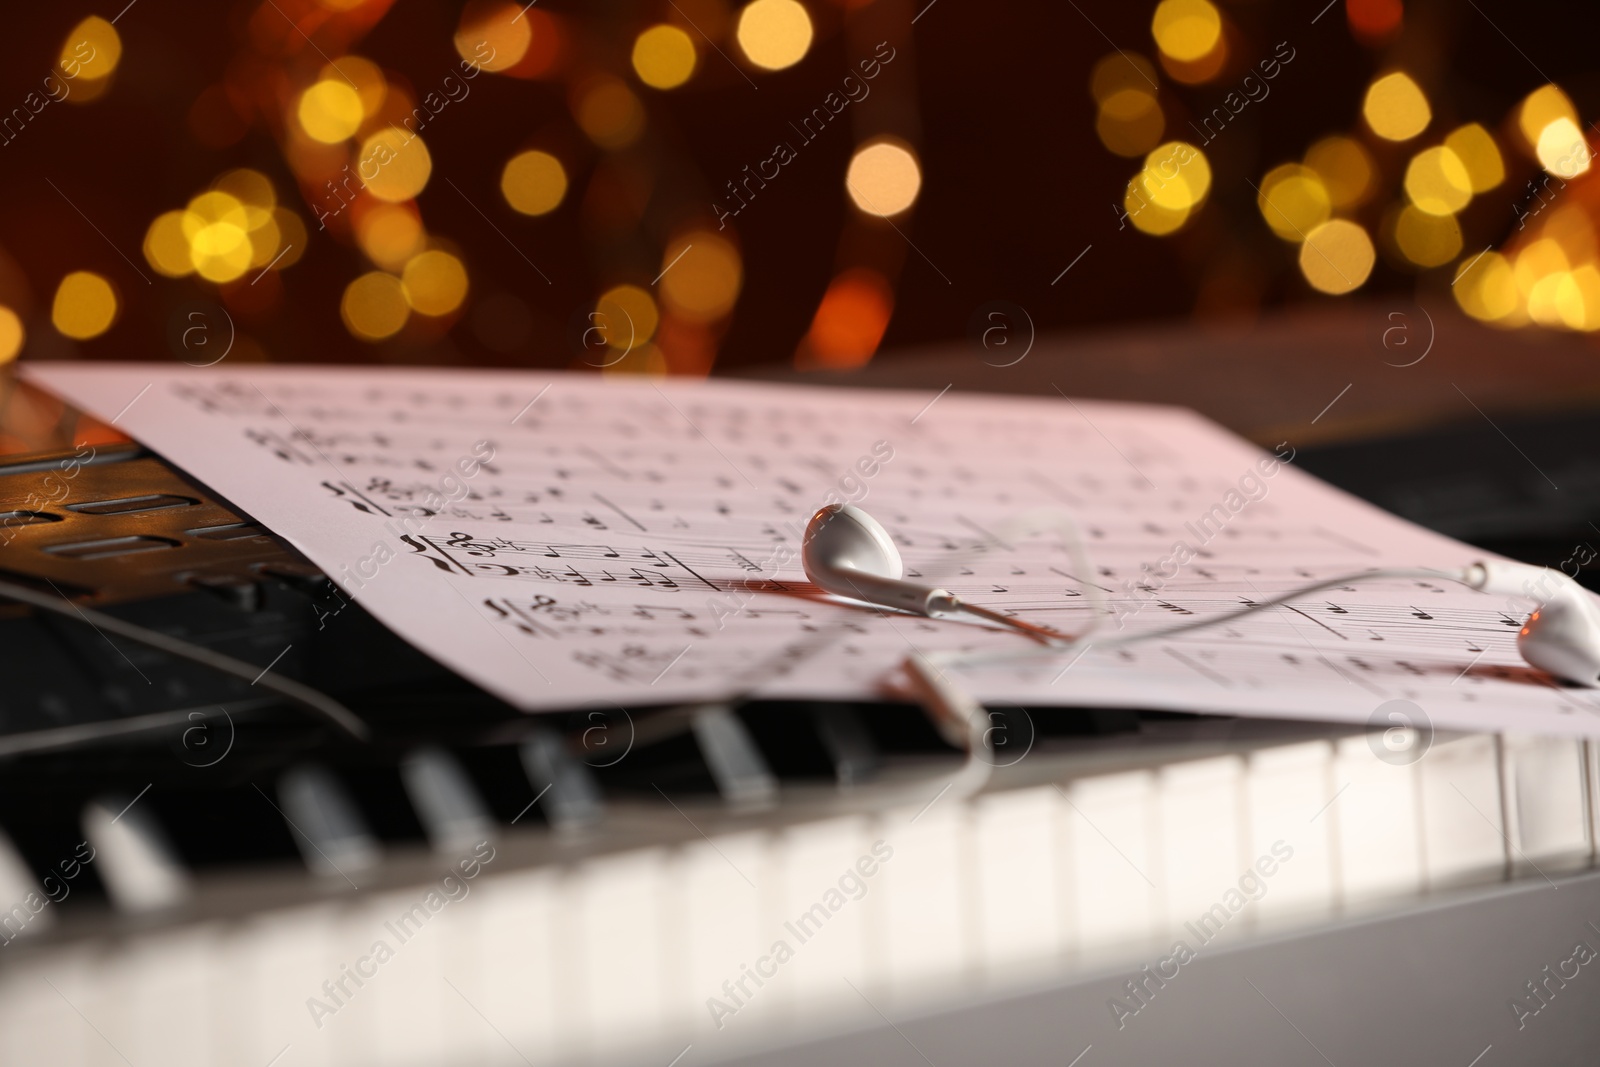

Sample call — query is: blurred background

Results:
[0,0,1596,378]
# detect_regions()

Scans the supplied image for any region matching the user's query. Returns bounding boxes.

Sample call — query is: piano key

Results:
[399,746,495,853]
[1502,733,1590,873]
[275,765,381,879]
[812,704,881,786]
[691,705,778,808]
[1331,735,1424,907]
[82,792,190,913]
[1247,739,1337,929]
[1157,755,1244,936]
[1065,769,1159,963]
[972,787,1061,984]
[518,729,603,829]
[878,803,969,1009]
[772,816,873,1020]
[0,827,52,943]
[1418,733,1506,889]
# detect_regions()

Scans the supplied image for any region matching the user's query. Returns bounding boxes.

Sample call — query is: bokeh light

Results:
[1298,220,1375,295]
[1257,164,1330,241]
[0,308,24,364]
[342,272,409,340]
[1393,204,1463,267]
[575,79,646,150]
[1347,0,1403,43]
[455,1,533,73]
[659,233,742,323]
[1363,72,1431,141]
[1304,136,1374,209]
[1535,117,1591,179]
[329,57,386,117]
[736,0,813,72]
[501,150,568,216]
[1096,89,1164,158]
[1141,141,1210,210]
[1124,179,1190,236]
[61,16,121,83]
[1150,0,1221,63]
[359,128,433,202]
[52,272,118,340]
[183,191,253,283]
[297,80,364,144]
[402,250,469,317]
[1518,85,1579,151]
[357,203,424,271]
[845,142,922,217]
[1090,52,1159,102]
[1444,124,1505,193]
[632,25,697,90]
[804,268,893,369]
[596,285,660,350]
[1454,252,1519,323]
[1404,146,1472,216]
[144,211,195,278]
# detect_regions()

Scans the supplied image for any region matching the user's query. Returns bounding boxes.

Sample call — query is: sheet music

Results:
[24,362,1600,737]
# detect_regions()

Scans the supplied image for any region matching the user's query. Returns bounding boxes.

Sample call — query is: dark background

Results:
[0,0,1594,372]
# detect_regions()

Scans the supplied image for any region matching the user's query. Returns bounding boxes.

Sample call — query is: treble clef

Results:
[446,531,497,556]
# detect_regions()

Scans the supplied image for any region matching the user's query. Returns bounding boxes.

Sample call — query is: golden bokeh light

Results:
[144,211,195,278]
[845,142,922,217]
[1393,204,1462,268]
[1257,164,1329,241]
[575,79,646,150]
[1518,85,1579,150]
[1513,238,1568,297]
[1160,34,1228,85]
[342,272,409,340]
[1454,252,1518,323]
[1404,146,1472,216]
[52,272,118,340]
[214,168,276,223]
[1090,52,1160,103]
[804,269,893,369]
[596,285,660,350]
[1444,124,1505,193]
[297,80,364,144]
[356,203,424,271]
[401,250,469,317]
[632,25,697,89]
[182,192,253,283]
[455,1,533,73]
[736,0,814,72]
[1298,220,1375,295]
[328,57,387,117]
[1525,271,1585,330]
[1570,266,1600,332]
[1125,179,1191,236]
[61,16,121,83]
[1362,72,1430,142]
[1150,0,1221,63]
[247,213,282,268]
[1535,117,1592,179]
[0,307,23,365]
[1096,89,1164,158]
[271,208,307,270]
[659,233,742,323]
[1141,141,1210,210]
[359,128,434,202]
[1304,136,1373,209]
[501,150,568,216]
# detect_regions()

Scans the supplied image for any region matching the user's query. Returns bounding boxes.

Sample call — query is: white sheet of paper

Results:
[24,362,1600,737]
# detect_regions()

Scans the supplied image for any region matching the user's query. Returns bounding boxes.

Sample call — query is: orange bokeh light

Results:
[800,269,894,369]
[1347,0,1403,44]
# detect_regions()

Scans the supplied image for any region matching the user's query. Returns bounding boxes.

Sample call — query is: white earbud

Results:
[802,504,1063,643]
[1460,560,1600,685]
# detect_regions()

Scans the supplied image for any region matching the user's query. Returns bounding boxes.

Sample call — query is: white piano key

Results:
[471,866,566,1066]
[112,924,219,1067]
[1332,735,1423,908]
[772,816,872,1021]
[1064,770,1158,962]
[240,903,345,1067]
[877,803,970,1008]
[83,792,191,913]
[0,828,49,943]
[0,944,99,1066]
[1418,733,1506,890]
[972,786,1062,984]
[1246,740,1337,928]
[679,831,772,1041]
[574,847,671,1061]
[1157,756,1244,938]
[1503,734,1590,872]
[400,747,496,854]
[277,765,381,878]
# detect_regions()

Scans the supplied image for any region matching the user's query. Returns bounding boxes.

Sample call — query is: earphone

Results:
[801,502,1600,692]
